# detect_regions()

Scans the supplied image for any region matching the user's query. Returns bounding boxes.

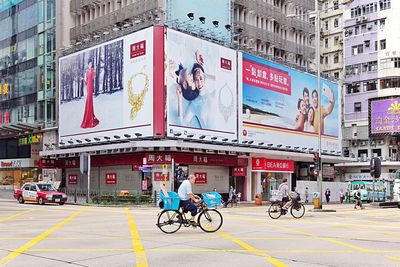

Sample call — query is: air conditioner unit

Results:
[378,140,385,145]
[360,141,367,146]
[362,16,368,21]
[356,18,361,23]
[367,25,373,30]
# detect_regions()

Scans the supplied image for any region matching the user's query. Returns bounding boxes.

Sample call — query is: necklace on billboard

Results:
[218,83,234,122]
[127,66,149,120]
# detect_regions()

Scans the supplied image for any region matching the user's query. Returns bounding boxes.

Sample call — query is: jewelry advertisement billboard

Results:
[239,53,341,153]
[166,29,237,141]
[59,27,164,146]
[369,97,400,136]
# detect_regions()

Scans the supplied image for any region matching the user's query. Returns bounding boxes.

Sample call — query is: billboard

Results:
[59,27,161,145]
[166,0,231,43]
[369,97,400,136]
[166,29,237,141]
[239,53,341,152]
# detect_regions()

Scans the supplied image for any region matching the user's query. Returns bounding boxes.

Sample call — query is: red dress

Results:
[80,68,99,128]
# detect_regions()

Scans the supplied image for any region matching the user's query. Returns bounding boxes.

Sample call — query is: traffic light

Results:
[370,157,381,178]
[313,152,320,171]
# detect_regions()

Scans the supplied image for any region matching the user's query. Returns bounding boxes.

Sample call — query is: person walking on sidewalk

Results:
[339,190,344,204]
[325,188,331,203]
[354,189,364,209]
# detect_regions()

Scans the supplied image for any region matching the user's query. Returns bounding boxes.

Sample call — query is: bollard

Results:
[74,188,77,203]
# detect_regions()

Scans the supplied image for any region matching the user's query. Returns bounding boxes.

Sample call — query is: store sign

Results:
[145,153,247,167]
[0,111,10,125]
[154,172,169,181]
[194,172,207,184]
[146,153,173,164]
[105,173,117,184]
[19,134,42,145]
[233,167,246,176]
[252,158,294,173]
[369,97,400,136]
[40,159,57,168]
[322,166,335,178]
[68,174,78,185]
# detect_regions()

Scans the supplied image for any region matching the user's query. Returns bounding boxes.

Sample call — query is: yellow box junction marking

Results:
[0,207,89,267]
[125,208,148,267]
[0,209,35,223]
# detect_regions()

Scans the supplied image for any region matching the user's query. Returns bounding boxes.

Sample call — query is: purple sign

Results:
[370,98,400,135]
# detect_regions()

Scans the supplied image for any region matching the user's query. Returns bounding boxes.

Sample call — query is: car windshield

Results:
[37,184,56,191]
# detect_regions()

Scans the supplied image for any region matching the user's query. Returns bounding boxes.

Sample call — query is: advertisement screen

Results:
[239,53,341,152]
[59,27,155,144]
[166,29,237,141]
[369,97,400,136]
[166,0,231,43]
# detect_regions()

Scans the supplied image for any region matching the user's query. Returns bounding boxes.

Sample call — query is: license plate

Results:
[55,199,60,202]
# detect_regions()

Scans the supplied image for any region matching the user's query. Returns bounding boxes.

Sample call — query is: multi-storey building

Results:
[0,0,56,189]
[340,0,400,184]
[319,0,345,81]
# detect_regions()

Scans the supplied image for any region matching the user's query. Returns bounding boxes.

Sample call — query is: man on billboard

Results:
[312,85,335,135]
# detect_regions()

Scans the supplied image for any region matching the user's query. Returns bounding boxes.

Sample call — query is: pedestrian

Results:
[325,188,331,203]
[237,192,241,202]
[339,190,344,204]
[305,187,309,203]
[231,188,238,207]
[354,188,364,209]
[223,186,234,208]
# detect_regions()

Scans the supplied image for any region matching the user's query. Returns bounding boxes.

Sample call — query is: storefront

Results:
[250,158,294,201]
[0,159,40,189]
[55,152,247,197]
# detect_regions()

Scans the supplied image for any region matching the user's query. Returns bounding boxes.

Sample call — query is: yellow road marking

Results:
[385,255,400,262]
[29,248,133,252]
[218,231,288,267]
[0,207,89,267]
[0,209,35,223]
[125,208,148,267]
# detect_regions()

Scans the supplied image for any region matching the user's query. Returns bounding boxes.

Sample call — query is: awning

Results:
[0,122,41,137]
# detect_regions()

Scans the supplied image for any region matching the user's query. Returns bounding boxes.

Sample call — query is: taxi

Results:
[14,182,67,205]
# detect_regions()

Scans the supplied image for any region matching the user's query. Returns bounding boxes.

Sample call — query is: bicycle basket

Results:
[202,192,222,208]
[160,191,180,211]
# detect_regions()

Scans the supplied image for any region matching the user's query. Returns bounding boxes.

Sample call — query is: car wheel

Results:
[59,202,64,205]
[38,197,45,205]
[18,195,24,204]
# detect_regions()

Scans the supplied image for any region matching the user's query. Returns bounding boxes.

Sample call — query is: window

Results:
[325,38,328,48]
[334,36,339,45]
[334,18,339,28]
[354,102,362,112]
[380,0,391,11]
[365,80,377,91]
[355,26,360,35]
[334,54,339,64]
[380,78,400,89]
[324,21,329,31]
[380,39,386,50]
[372,149,382,157]
[325,56,328,65]
[333,1,339,10]
[334,72,339,79]
[361,24,367,33]
[380,19,385,29]
[352,44,363,55]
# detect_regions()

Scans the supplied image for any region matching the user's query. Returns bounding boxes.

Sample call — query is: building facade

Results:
[0,0,56,189]
[340,0,400,185]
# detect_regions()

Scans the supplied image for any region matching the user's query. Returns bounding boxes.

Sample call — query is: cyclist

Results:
[177,174,201,225]
[278,179,293,211]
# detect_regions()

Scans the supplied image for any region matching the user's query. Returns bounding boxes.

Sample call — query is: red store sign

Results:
[252,158,294,173]
[130,40,146,58]
[154,172,169,182]
[105,173,117,185]
[232,167,246,176]
[194,172,207,184]
[243,58,291,95]
[68,174,78,185]
[145,153,247,167]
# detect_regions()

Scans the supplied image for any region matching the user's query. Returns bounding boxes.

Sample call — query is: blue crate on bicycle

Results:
[160,191,181,211]
[202,192,222,208]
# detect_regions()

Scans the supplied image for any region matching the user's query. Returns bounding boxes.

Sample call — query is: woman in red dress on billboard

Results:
[80,59,99,128]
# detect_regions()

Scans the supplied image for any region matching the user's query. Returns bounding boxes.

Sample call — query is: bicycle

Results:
[156,192,223,234]
[268,196,305,219]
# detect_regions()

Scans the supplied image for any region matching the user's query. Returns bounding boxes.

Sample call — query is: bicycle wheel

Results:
[157,210,182,234]
[198,209,223,233]
[268,203,282,219]
[290,202,305,219]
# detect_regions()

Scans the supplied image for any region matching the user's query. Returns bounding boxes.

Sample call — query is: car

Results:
[14,182,67,205]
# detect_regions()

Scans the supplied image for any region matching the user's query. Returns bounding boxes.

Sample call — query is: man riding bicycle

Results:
[177,174,201,226]
[278,179,295,211]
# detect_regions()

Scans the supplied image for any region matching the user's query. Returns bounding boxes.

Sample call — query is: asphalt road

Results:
[0,199,399,267]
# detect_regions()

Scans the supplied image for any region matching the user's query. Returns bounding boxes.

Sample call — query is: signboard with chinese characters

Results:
[369,97,400,136]
[194,172,207,184]
[19,134,42,145]
[251,158,294,173]
[232,167,246,176]
[239,52,341,153]
[154,172,170,181]
[68,174,78,185]
[105,173,117,184]
[144,153,247,167]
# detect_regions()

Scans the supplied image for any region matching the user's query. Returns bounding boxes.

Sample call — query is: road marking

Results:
[0,207,89,267]
[125,208,148,267]
[28,248,133,252]
[218,231,288,267]
[385,255,400,262]
[0,209,35,223]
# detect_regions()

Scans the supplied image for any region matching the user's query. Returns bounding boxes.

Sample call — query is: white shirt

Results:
[178,180,192,200]
[278,183,289,198]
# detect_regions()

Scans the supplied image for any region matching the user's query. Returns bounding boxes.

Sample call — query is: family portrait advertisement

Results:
[166,29,237,139]
[241,53,340,138]
[59,39,124,137]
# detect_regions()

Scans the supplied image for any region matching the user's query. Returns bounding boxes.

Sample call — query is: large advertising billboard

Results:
[239,53,341,152]
[166,0,231,43]
[59,27,160,145]
[369,97,400,136]
[166,29,237,141]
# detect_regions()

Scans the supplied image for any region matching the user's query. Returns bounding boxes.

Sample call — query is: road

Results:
[0,200,399,267]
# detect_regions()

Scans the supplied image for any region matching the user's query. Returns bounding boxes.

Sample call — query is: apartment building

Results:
[340,0,400,183]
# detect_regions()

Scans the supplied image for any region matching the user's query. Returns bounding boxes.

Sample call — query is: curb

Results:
[308,209,337,212]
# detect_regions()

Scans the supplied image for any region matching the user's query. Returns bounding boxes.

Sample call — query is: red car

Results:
[14,183,67,205]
